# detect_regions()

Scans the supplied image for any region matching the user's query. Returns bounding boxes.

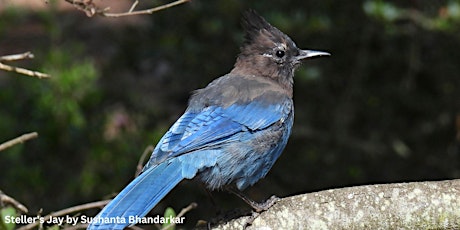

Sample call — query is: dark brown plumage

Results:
[231,10,329,92]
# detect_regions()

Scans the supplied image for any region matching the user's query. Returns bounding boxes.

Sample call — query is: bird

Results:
[87,9,329,230]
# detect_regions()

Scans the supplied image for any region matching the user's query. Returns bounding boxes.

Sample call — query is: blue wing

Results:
[146,98,292,167]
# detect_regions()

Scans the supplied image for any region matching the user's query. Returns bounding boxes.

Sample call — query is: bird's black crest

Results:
[242,9,273,39]
[241,9,288,50]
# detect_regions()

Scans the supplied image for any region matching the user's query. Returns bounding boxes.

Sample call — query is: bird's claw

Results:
[242,195,280,228]
[251,195,280,212]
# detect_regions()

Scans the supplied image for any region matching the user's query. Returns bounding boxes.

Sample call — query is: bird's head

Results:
[231,10,330,89]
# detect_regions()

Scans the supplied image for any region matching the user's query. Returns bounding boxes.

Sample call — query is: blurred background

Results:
[0,0,459,228]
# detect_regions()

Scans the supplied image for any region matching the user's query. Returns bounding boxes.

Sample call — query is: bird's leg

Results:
[226,187,280,212]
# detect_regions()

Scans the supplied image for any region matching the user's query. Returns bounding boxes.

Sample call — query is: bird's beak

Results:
[296,49,331,61]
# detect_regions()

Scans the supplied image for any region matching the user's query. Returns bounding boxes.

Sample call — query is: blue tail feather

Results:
[87,159,184,230]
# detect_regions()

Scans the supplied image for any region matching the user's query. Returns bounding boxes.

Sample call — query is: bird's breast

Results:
[198,111,293,190]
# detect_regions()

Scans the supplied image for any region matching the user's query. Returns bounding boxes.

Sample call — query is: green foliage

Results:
[162,207,177,230]
[364,0,460,31]
[0,11,103,211]
[38,47,98,128]
[433,1,460,31]
[0,207,16,230]
[447,1,460,20]
[363,0,402,22]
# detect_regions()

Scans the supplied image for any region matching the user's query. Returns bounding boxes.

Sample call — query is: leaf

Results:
[46,225,60,230]
[162,207,177,230]
[0,207,17,230]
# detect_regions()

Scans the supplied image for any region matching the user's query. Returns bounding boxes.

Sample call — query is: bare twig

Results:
[63,0,98,17]
[160,202,197,230]
[0,132,38,152]
[135,145,154,177]
[0,62,50,78]
[0,190,29,213]
[64,0,190,18]
[0,51,34,62]
[176,202,197,219]
[0,52,50,79]
[17,200,111,230]
[128,0,139,13]
[103,0,190,17]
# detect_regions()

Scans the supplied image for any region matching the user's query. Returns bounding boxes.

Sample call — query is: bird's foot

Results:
[250,195,280,212]
[227,187,280,212]
[242,197,280,229]
[242,195,280,228]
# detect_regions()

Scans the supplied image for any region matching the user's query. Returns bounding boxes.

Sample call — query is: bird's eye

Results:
[275,50,285,58]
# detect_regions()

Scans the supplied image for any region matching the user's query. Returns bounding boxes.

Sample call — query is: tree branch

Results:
[0,52,50,79]
[135,145,154,177]
[0,52,34,62]
[213,179,460,229]
[0,190,28,213]
[17,200,110,230]
[64,0,191,18]
[0,132,38,152]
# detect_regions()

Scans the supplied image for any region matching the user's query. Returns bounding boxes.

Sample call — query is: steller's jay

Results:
[87,9,329,229]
